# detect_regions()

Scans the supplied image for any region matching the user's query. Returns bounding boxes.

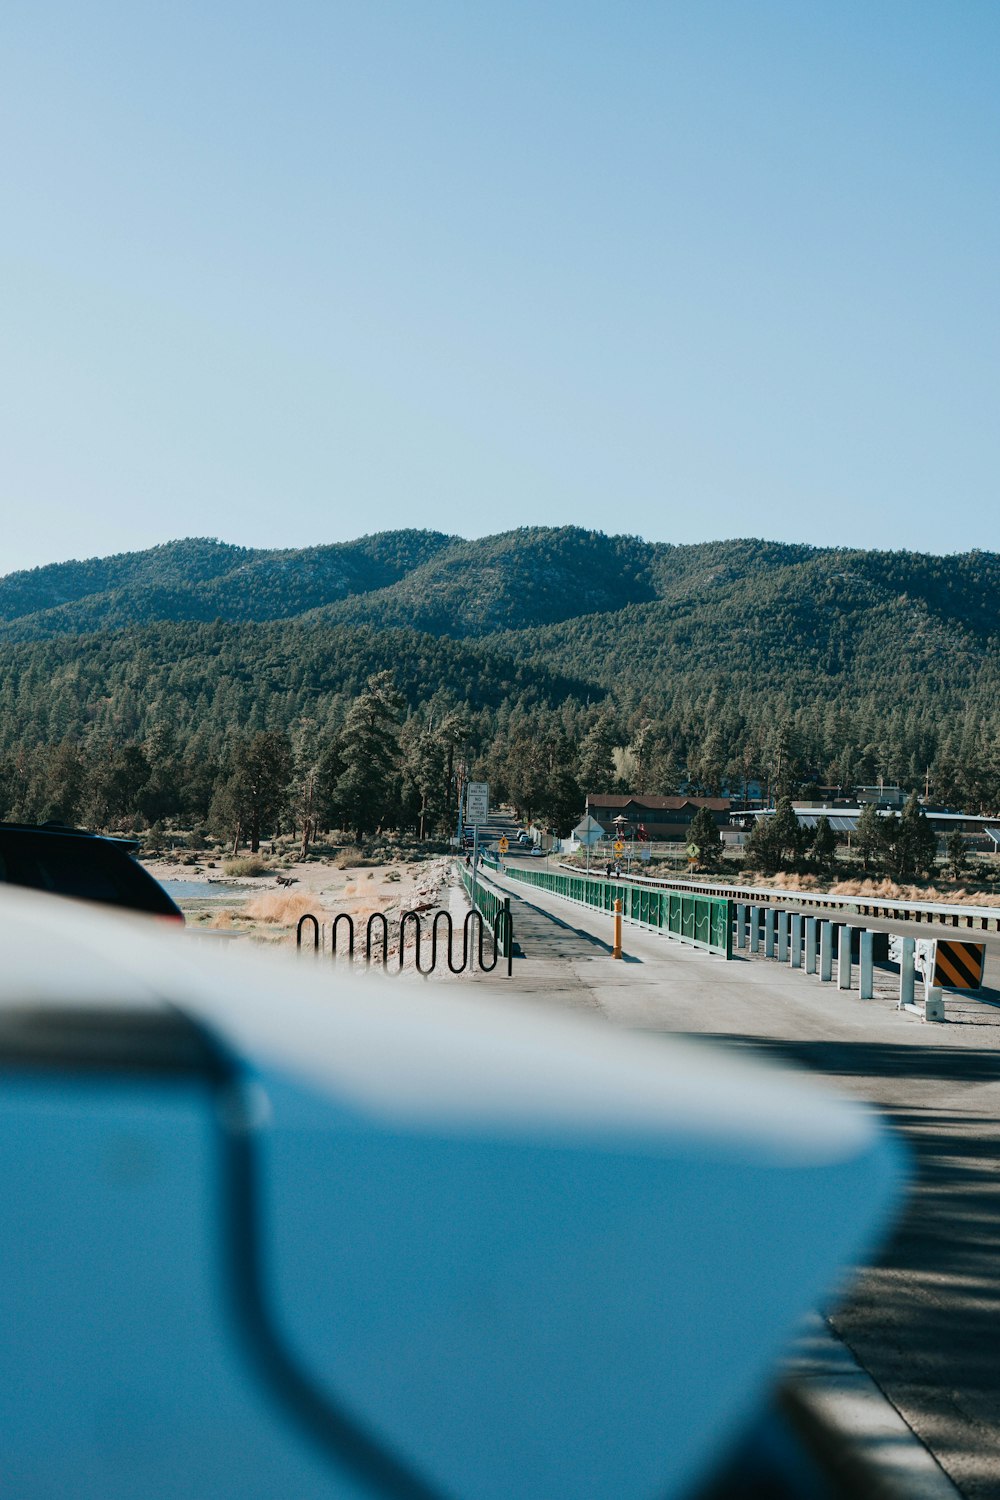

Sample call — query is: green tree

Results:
[743,815,783,875]
[87,743,152,829]
[744,797,803,875]
[811,814,837,875]
[500,731,548,825]
[401,720,447,841]
[946,829,969,881]
[772,796,805,864]
[689,805,723,870]
[437,710,471,838]
[333,671,404,841]
[538,763,583,834]
[883,793,938,879]
[853,802,883,873]
[213,731,292,853]
[577,710,619,794]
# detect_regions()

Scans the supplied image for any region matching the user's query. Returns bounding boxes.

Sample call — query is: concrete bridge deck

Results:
[455,865,1000,1500]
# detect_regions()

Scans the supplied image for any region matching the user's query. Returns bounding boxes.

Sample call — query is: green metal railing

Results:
[460,867,513,959]
[503,865,732,958]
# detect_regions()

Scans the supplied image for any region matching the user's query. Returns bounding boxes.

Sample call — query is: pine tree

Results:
[743,815,784,875]
[891,792,938,878]
[853,802,883,873]
[689,805,723,870]
[771,796,804,865]
[946,829,968,880]
[577,710,619,794]
[217,731,292,853]
[333,672,404,841]
[811,814,837,874]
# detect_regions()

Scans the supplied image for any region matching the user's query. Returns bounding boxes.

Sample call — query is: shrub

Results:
[244,890,318,925]
[222,855,270,877]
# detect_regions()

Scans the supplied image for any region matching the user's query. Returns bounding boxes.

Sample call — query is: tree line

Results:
[3,659,999,869]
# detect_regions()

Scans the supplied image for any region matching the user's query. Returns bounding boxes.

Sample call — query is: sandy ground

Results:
[142,850,470,969]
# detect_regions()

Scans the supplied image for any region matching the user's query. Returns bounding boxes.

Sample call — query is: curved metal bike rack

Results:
[292,906,513,977]
[296,913,320,953]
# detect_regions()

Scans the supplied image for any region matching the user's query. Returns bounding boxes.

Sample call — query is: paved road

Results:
[504,854,1000,988]
[469,867,1000,1500]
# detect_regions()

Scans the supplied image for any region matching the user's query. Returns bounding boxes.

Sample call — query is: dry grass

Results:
[208,908,240,929]
[244,890,320,925]
[334,851,374,869]
[222,855,270,877]
[762,872,821,892]
[765,872,1000,906]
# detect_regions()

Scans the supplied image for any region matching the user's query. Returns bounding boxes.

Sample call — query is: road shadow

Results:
[505,890,643,961]
[682,1030,1000,1493]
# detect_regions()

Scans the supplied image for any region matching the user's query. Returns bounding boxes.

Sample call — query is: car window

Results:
[0,834,177,915]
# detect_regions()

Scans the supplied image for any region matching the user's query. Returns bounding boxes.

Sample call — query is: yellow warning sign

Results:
[613,839,624,856]
[498,835,509,854]
[934,940,985,990]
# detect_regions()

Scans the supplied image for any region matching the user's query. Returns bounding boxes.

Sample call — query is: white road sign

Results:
[572,816,605,847]
[466,781,489,825]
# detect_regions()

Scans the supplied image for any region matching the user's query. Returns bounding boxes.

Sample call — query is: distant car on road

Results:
[0,822,182,921]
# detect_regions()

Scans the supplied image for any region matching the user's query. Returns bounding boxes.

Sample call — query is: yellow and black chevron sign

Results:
[933,940,986,990]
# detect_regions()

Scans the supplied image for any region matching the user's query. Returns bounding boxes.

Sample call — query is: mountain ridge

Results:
[2,526,998,818]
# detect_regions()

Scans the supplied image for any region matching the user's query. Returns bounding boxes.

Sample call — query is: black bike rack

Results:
[296,905,513,976]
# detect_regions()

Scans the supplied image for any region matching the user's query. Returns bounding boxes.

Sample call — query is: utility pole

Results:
[455,754,467,847]
[300,771,314,860]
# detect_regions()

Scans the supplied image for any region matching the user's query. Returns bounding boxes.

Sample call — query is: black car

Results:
[0,822,183,921]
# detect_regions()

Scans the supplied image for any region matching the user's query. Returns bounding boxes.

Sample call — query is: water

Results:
[162,880,256,900]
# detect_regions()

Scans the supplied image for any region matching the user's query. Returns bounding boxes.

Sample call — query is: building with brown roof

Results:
[585,794,732,841]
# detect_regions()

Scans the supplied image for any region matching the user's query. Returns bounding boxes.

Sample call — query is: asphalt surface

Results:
[467,864,1000,1500]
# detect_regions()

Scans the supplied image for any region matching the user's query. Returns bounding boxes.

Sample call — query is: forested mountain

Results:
[502,548,1000,706]
[1,526,998,835]
[0,618,594,751]
[0,530,454,641]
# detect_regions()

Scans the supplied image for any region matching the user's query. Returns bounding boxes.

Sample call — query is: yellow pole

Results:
[613,898,623,960]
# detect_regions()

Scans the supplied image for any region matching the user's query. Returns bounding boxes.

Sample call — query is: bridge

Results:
[457,856,1000,1500]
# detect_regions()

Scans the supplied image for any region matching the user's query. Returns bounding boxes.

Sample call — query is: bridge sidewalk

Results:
[450,865,1000,1500]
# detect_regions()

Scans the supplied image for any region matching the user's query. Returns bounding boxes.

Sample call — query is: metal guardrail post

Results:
[819,922,833,981]
[790,913,802,969]
[805,917,817,974]
[749,905,759,954]
[837,925,853,990]
[777,910,789,963]
[503,898,513,976]
[859,930,874,1000]
[735,902,746,949]
[764,909,776,958]
[898,936,915,1008]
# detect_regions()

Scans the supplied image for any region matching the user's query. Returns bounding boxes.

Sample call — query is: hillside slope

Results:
[0,530,455,641]
[1,529,998,743]
[499,548,1000,709]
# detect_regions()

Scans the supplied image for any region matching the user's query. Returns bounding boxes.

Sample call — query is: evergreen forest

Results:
[1,527,998,850]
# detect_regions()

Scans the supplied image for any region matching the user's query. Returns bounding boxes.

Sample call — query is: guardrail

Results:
[504,865,732,958]
[555,863,1000,934]
[460,867,514,972]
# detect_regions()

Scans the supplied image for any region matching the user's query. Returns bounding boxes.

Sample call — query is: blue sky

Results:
[1,1,997,573]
